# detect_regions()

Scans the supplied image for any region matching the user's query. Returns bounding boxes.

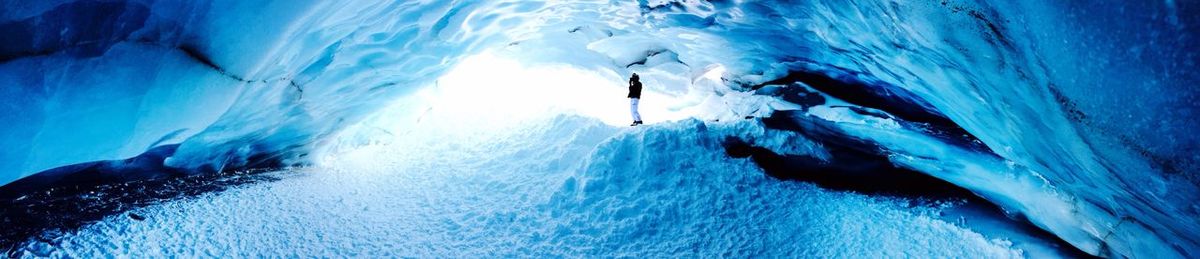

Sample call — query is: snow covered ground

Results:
[18,113,1032,258]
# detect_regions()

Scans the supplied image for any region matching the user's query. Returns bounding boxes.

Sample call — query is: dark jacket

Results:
[627,80,642,99]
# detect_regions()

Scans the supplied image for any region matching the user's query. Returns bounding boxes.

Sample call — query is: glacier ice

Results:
[1,0,1197,257]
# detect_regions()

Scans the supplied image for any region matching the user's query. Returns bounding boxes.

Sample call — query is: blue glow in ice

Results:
[0,0,1196,257]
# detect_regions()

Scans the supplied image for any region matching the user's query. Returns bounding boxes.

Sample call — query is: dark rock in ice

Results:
[0,145,287,255]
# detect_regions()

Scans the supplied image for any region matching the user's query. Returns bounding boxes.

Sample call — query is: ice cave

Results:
[0,0,1197,258]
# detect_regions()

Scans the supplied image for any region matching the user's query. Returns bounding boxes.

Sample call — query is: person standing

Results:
[628,73,644,126]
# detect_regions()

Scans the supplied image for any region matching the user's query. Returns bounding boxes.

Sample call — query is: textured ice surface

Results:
[18,114,1024,258]
[1,0,1197,257]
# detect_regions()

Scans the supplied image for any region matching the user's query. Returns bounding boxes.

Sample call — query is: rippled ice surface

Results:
[31,115,1023,257]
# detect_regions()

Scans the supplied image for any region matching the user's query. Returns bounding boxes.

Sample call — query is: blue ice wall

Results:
[0,0,509,182]
[0,0,226,184]
[0,0,1196,257]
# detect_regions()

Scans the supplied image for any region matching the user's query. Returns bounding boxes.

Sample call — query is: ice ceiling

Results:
[0,0,1197,257]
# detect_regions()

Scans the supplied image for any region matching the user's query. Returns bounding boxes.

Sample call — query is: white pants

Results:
[630,98,642,121]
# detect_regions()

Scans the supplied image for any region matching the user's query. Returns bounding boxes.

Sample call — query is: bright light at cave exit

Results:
[426,52,696,127]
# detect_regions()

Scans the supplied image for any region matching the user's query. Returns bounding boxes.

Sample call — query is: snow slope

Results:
[16,114,1027,258]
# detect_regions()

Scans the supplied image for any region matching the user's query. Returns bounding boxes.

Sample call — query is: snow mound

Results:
[17,116,1021,258]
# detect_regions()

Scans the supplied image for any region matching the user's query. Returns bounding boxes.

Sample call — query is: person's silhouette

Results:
[628,73,643,126]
